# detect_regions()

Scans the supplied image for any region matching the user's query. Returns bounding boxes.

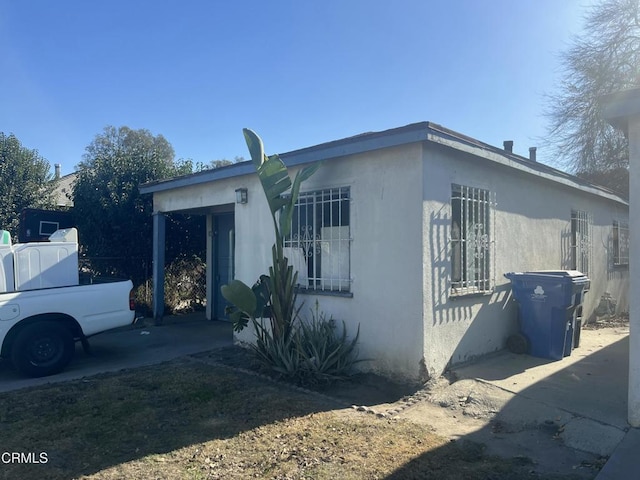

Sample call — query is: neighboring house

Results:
[140,122,629,381]
[52,164,77,208]
[14,166,77,242]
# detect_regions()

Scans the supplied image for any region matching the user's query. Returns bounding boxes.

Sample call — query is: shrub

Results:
[133,254,206,316]
[163,254,206,313]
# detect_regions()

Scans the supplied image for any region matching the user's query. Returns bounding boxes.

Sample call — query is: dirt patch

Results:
[395,377,605,479]
[583,314,629,330]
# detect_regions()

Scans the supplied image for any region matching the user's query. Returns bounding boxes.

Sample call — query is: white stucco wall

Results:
[280,144,426,381]
[421,142,630,377]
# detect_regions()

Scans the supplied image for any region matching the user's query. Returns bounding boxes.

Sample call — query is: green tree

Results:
[0,133,55,235]
[73,126,187,281]
[545,0,639,197]
[210,159,234,169]
[208,156,246,170]
[178,157,245,172]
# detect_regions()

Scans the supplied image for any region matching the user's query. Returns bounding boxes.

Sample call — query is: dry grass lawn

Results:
[0,359,580,479]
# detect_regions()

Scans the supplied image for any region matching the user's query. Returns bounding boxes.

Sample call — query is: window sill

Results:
[295,287,353,298]
[449,289,493,300]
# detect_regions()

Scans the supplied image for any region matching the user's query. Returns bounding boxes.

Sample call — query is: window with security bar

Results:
[450,184,494,296]
[284,187,351,293]
[613,220,629,266]
[570,210,592,274]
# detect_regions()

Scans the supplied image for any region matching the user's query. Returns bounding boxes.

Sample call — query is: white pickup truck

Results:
[0,228,136,377]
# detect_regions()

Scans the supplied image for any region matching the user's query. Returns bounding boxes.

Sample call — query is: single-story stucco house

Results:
[140,122,629,381]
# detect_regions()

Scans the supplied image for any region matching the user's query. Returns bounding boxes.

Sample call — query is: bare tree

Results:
[545,0,640,197]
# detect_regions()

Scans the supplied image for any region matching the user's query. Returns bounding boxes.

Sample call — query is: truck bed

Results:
[0,278,135,337]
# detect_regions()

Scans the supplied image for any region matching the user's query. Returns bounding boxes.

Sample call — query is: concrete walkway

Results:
[454,326,629,431]
[395,325,631,479]
[0,314,233,393]
[453,323,640,480]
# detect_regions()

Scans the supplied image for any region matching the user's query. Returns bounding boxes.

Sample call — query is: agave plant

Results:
[246,299,364,385]
[294,301,363,384]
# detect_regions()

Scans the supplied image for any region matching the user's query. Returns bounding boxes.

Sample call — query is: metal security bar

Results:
[571,210,592,274]
[450,184,495,296]
[613,220,629,266]
[284,187,351,292]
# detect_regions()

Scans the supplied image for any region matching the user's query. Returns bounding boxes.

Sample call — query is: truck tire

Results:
[10,322,75,377]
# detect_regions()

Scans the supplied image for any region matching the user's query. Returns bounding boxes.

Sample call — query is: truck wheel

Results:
[10,322,75,377]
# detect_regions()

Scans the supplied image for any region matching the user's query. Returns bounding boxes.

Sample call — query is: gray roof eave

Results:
[426,129,628,205]
[139,122,628,206]
[139,161,256,194]
[138,122,431,194]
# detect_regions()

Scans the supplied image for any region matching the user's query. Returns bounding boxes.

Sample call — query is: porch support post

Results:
[206,214,214,321]
[152,212,166,325]
[602,88,640,427]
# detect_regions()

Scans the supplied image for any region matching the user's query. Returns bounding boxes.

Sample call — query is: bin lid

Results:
[531,270,587,278]
[504,270,589,282]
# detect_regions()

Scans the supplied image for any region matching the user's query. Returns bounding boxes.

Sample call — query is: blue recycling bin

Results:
[504,271,590,360]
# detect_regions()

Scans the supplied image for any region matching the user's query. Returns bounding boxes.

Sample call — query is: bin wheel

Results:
[507,333,529,355]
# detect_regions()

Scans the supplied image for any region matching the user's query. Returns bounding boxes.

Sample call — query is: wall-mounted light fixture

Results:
[235,188,248,204]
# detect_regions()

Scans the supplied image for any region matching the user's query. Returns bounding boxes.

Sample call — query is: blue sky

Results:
[1,0,591,176]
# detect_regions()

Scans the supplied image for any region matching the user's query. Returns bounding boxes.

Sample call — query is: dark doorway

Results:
[213,212,235,321]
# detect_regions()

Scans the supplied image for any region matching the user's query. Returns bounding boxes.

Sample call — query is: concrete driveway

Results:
[0,314,233,393]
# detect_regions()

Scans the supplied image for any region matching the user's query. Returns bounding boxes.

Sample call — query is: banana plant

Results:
[243,128,319,251]
[222,129,320,340]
